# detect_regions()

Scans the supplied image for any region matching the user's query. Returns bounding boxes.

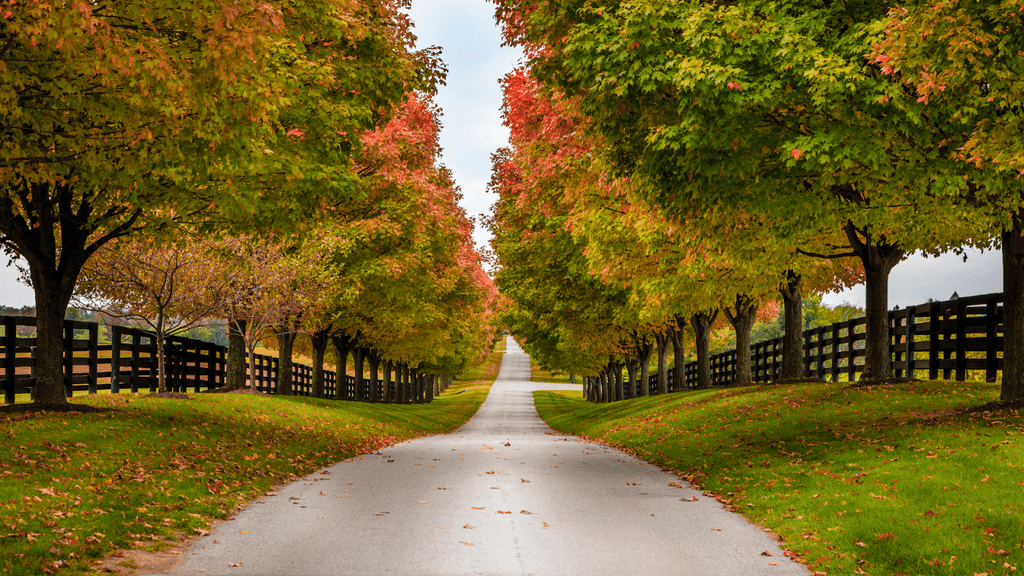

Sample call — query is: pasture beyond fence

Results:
[636,292,1003,395]
[1,320,433,404]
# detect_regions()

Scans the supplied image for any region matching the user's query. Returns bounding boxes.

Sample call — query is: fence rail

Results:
[1,320,431,404]
[637,292,1004,393]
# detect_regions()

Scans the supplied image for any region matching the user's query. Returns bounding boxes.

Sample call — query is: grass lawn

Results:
[530,367,576,385]
[0,348,502,576]
[534,380,1024,576]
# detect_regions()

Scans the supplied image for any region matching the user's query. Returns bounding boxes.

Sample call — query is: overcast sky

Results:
[0,0,1004,310]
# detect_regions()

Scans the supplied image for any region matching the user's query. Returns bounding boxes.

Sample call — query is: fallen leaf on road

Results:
[543,522,549,527]
[472,506,485,510]
[520,510,532,515]
[486,471,495,475]
[228,562,243,567]
[344,490,351,493]
[761,551,775,557]
[711,528,722,532]
[496,510,511,514]
[461,542,474,546]
[463,524,475,529]
[319,491,327,495]
[238,531,248,534]
[680,496,699,502]
[769,562,779,566]
[417,501,428,504]
[521,479,530,483]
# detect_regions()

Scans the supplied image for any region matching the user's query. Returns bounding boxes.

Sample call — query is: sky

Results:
[0,0,1005,310]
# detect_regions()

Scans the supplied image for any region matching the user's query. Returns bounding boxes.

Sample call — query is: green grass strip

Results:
[0,349,502,575]
[534,380,1024,576]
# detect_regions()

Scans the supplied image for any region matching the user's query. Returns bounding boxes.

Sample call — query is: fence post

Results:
[88,323,98,395]
[955,298,968,381]
[819,325,827,379]
[986,298,1000,383]
[3,317,15,404]
[928,302,941,380]
[62,320,74,398]
[904,307,916,379]
[110,328,121,394]
[130,332,141,393]
[847,321,858,382]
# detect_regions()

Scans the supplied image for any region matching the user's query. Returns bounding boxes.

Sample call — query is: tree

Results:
[871,0,1024,400]
[494,0,976,383]
[214,237,295,392]
[0,0,437,407]
[74,235,224,393]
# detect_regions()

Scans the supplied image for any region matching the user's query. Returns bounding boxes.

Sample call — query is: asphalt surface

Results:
[160,337,808,575]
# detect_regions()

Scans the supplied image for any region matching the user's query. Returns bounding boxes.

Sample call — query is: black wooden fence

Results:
[1,319,428,404]
[632,292,1004,395]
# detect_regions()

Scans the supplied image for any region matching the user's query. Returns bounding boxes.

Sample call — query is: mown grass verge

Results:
[0,350,502,576]
[534,380,1024,576]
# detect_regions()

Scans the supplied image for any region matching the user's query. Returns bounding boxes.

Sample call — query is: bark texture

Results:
[226,320,247,390]
[655,332,670,395]
[779,271,804,381]
[724,294,758,386]
[310,330,330,399]
[690,311,718,389]
[846,221,904,381]
[1003,213,1024,402]
[276,331,297,395]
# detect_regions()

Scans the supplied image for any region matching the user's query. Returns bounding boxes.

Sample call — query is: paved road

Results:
[163,337,807,575]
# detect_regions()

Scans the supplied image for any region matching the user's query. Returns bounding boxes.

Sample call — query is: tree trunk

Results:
[154,312,168,393]
[655,332,670,395]
[353,347,365,401]
[426,374,435,403]
[671,315,686,391]
[598,370,608,403]
[638,339,653,397]
[0,180,132,406]
[247,345,257,392]
[276,331,297,395]
[724,293,758,387]
[332,335,350,400]
[368,350,381,403]
[411,368,421,403]
[613,361,624,401]
[691,311,718,390]
[383,360,393,403]
[310,330,330,399]
[1003,212,1024,401]
[625,359,637,400]
[402,364,411,403]
[31,284,73,405]
[395,362,406,403]
[845,221,904,381]
[226,320,247,390]
[780,271,804,381]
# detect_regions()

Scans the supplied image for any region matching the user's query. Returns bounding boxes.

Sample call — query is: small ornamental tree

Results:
[74,235,225,393]
[214,237,295,392]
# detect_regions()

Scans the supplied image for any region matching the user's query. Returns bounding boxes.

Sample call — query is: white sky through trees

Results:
[0,0,1003,311]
